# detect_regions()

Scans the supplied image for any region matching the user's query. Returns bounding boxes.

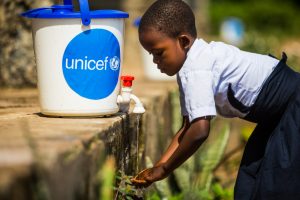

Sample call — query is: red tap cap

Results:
[121,75,135,87]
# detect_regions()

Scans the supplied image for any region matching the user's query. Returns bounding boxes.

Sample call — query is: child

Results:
[131,0,300,199]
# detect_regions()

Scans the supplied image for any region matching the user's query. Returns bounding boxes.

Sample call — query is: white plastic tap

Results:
[117,76,146,114]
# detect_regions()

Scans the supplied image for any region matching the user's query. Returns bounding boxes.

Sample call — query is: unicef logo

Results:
[62,29,121,100]
[110,56,120,71]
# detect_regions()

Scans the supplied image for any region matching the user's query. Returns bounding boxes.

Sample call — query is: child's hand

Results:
[131,165,168,187]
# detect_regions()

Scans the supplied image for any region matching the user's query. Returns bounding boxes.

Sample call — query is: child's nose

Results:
[153,56,160,64]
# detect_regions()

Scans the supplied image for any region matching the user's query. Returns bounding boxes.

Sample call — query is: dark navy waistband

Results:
[244,52,300,123]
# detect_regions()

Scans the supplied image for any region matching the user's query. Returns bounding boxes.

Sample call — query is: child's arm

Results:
[155,116,190,167]
[132,117,211,186]
[162,117,210,172]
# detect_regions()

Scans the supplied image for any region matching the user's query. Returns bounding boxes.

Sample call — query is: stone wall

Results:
[0,81,177,200]
[0,0,55,87]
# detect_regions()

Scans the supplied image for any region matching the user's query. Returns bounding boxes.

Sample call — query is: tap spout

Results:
[130,94,145,114]
[117,75,146,114]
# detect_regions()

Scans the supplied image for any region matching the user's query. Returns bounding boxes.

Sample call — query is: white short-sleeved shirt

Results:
[177,39,279,122]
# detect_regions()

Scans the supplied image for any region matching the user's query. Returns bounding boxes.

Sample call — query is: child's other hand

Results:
[131,165,168,187]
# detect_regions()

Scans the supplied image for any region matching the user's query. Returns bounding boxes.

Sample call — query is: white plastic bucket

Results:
[22,1,129,116]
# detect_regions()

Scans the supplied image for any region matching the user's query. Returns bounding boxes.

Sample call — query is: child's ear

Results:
[178,35,193,51]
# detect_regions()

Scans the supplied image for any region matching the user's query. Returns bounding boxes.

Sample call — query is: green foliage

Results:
[193,122,230,192]
[240,124,255,142]
[145,156,172,198]
[153,89,234,199]
[97,158,145,200]
[114,170,145,200]
[171,90,183,134]
[211,183,234,200]
[210,1,300,37]
[97,157,116,200]
[146,182,234,200]
[147,119,232,199]
[241,31,280,54]
[173,156,195,192]
[146,192,161,200]
[168,194,184,200]
[210,0,300,73]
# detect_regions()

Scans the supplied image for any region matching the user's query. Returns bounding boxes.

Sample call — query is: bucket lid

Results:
[21,0,129,26]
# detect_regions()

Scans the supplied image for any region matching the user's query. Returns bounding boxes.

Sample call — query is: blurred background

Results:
[0,0,299,199]
[0,0,299,87]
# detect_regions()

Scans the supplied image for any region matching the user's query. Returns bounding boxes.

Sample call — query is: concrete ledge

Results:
[0,81,177,200]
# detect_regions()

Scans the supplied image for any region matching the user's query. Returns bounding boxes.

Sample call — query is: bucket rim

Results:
[22,7,129,19]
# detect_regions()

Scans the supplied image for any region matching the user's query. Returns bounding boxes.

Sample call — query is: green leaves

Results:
[114,170,146,200]
[97,158,145,200]
[97,157,116,200]
[193,122,230,192]
[211,183,234,200]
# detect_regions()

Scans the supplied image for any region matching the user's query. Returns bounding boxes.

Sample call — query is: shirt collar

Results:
[179,38,208,74]
[187,38,207,60]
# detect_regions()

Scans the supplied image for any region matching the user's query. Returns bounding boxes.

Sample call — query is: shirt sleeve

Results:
[177,77,189,117]
[181,70,217,122]
[179,81,188,116]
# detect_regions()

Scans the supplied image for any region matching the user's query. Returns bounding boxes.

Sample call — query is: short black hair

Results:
[139,0,197,38]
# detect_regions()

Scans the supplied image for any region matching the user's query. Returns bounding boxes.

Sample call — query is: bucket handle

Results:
[78,0,91,26]
[22,0,91,26]
[64,0,91,26]
[64,0,72,5]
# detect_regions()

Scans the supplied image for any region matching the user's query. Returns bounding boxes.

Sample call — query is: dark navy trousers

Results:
[229,53,300,200]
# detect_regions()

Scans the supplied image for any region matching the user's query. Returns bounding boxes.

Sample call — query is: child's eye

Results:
[149,50,163,58]
[154,51,163,57]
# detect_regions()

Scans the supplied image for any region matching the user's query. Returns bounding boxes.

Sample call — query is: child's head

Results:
[138,0,197,76]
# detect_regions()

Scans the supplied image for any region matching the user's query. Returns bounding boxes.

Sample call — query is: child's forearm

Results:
[155,128,184,166]
[155,116,189,166]
[162,118,210,175]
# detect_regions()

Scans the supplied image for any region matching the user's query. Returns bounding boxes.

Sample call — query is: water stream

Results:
[135,114,142,172]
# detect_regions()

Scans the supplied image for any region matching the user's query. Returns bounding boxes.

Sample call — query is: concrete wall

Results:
[0,81,178,200]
